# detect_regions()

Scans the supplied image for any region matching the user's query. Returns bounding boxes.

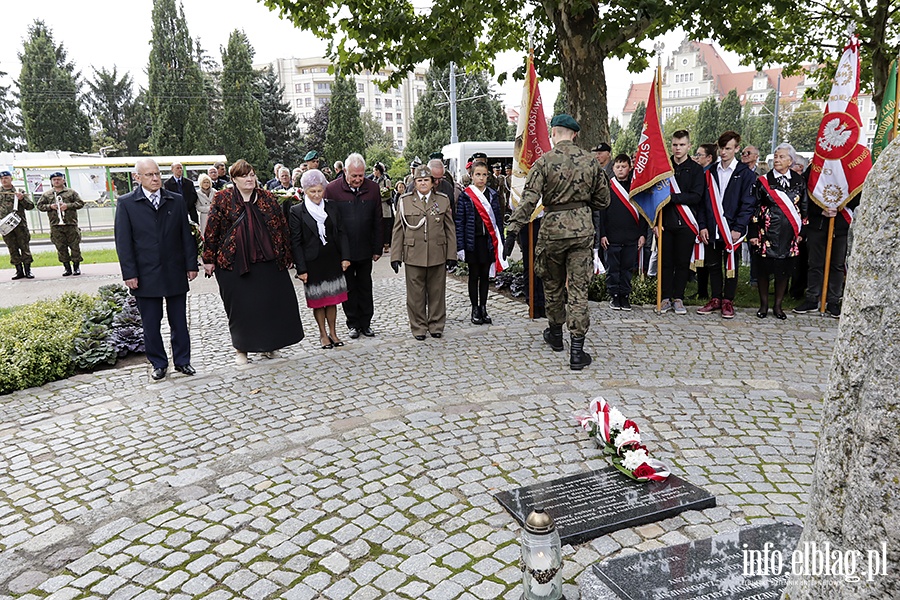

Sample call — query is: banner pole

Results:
[893,55,900,139]
[819,217,836,313]
[528,223,535,319]
[656,223,663,311]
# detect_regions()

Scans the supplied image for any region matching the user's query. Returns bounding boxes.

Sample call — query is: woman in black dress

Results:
[289,169,351,349]
[202,159,304,364]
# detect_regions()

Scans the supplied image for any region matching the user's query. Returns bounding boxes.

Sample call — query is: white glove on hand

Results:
[457,250,465,261]
[593,249,605,275]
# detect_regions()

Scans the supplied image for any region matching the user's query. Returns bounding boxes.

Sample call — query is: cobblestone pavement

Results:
[0,271,838,599]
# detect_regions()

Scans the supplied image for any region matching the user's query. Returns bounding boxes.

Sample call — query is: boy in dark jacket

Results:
[598,154,646,311]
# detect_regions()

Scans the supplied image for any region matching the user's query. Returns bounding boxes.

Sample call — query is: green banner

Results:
[873,57,899,162]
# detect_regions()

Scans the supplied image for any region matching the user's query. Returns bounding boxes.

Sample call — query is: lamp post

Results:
[520,508,563,600]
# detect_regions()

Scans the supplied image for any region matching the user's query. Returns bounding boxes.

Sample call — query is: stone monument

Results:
[782,141,900,598]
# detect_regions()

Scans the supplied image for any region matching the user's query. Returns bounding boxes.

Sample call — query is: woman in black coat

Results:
[289,169,351,349]
[749,143,808,320]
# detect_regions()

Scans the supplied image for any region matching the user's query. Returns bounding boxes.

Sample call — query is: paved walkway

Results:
[0,264,838,599]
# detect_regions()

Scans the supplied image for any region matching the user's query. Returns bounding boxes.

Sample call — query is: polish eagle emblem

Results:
[818,118,852,152]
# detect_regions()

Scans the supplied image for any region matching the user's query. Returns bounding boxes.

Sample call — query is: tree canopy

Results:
[324,74,365,166]
[0,71,22,152]
[257,67,303,172]
[220,30,268,170]
[86,67,134,153]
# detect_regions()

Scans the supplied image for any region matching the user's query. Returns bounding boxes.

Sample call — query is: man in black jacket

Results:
[325,153,383,338]
[164,162,199,224]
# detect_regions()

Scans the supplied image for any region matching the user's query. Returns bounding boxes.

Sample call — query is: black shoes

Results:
[792,300,819,314]
[609,295,621,310]
[151,367,167,380]
[24,265,34,279]
[348,328,361,339]
[570,334,592,370]
[73,262,81,275]
[543,324,564,352]
[11,265,25,280]
[62,262,72,276]
[826,302,841,318]
[471,307,483,325]
[480,306,492,324]
[175,364,196,375]
[362,327,375,337]
[414,334,426,341]
[430,332,442,338]
[619,296,632,311]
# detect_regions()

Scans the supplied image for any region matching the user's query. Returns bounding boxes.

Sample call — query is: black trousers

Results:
[467,260,491,307]
[660,226,695,301]
[518,219,545,309]
[136,294,190,369]
[343,258,375,330]
[705,240,742,301]
[806,228,848,304]
[605,243,638,297]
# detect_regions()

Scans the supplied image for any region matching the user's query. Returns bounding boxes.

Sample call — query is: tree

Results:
[627,102,646,138]
[784,101,823,153]
[219,30,268,170]
[261,0,716,151]
[554,80,569,115]
[663,108,699,145]
[18,20,90,152]
[86,67,134,152]
[360,110,393,149]
[147,0,208,155]
[257,67,303,172]
[741,90,776,154]
[613,129,638,157]
[695,96,719,145]
[717,90,742,135]
[405,64,508,162]
[195,38,223,154]
[0,71,23,152]
[608,117,623,146]
[324,73,365,166]
[123,89,152,156]
[302,102,329,156]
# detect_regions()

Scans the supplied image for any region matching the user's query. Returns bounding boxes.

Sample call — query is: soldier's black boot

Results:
[471,306,483,325]
[570,334,592,370]
[11,264,24,280]
[23,264,34,279]
[73,262,81,275]
[480,305,492,324]
[62,262,73,276]
[542,324,564,352]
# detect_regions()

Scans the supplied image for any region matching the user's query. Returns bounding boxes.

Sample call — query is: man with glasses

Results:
[741,145,762,174]
[693,144,717,170]
[115,158,199,381]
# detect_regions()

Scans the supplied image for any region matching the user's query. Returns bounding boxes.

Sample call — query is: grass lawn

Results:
[30,229,113,240]
[2,249,118,269]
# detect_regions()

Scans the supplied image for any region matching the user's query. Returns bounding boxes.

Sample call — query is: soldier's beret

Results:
[50,171,65,178]
[429,152,444,160]
[304,151,319,161]
[550,114,580,132]
[0,170,11,177]
[591,143,612,153]
[413,165,432,179]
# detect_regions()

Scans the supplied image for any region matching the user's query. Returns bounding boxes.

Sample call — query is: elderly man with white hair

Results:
[164,161,199,224]
[325,153,383,338]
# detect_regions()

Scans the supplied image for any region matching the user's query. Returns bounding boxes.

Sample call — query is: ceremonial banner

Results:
[629,72,674,225]
[510,51,551,220]
[873,56,899,162]
[807,35,872,210]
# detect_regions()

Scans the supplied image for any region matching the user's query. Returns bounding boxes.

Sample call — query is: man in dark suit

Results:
[325,153,382,338]
[115,158,199,381]
[164,162,199,225]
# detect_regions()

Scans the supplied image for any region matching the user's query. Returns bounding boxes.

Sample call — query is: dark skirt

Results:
[216,260,305,352]
[304,241,348,309]
[759,256,795,279]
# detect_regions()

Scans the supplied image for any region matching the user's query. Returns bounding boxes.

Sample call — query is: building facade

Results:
[620,40,879,148]
[259,57,428,151]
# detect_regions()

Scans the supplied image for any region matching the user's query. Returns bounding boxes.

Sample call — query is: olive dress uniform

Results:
[0,182,35,279]
[391,178,457,338]
[37,187,85,273]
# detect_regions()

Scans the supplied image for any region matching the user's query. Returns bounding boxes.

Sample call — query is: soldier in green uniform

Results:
[0,170,35,280]
[503,114,609,370]
[37,172,85,276]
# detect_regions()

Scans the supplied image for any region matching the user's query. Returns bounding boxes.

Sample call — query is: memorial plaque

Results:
[592,522,803,600]
[493,467,715,545]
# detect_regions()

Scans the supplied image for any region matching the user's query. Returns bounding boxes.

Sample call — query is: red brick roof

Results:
[622,82,653,117]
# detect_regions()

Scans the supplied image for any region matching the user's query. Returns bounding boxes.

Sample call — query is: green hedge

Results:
[0,293,95,394]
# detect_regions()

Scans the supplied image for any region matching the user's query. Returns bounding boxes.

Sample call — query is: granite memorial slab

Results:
[493,467,715,545]
[591,522,803,600]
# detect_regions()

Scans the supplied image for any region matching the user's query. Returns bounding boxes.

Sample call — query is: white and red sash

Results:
[464,185,509,276]
[706,170,743,277]
[669,178,704,269]
[610,179,639,224]
[758,175,802,237]
[840,208,853,225]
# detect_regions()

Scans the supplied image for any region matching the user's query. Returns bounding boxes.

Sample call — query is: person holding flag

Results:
[696,131,757,319]
[503,114,609,370]
[598,153,645,311]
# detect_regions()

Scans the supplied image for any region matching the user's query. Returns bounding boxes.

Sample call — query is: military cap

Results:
[50,171,65,179]
[550,114,580,132]
[304,150,319,161]
[591,142,612,153]
[491,162,502,169]
[413,165,432,179]
[472,152,488,160]
[410,158,422,168]
[0,170,11,177]
[429,152,444,160]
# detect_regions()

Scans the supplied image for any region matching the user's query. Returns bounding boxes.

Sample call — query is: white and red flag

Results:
[510,51,551,220]
[807,34,872,210]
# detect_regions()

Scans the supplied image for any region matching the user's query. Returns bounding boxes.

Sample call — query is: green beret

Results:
[304,151,319,161]
[550,114,580,132]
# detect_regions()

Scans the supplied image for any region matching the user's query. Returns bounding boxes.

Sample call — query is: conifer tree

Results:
[0,71,23,151]
[324,73,364,166]
[695,96,720,145]
[717,90,742,136]
[257,68,303,172]
[220,30,267,169]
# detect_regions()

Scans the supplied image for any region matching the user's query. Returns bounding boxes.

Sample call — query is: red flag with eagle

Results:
[807,34,872,210]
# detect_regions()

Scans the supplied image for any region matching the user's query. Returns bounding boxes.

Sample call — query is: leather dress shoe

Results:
[175,364,196,375]
[349,328,361,339]
[430,332,442,339]
[414,334,426,341]
[362,327,375,337]
[151,367,167,380]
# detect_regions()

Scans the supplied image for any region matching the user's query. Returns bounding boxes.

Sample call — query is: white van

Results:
[441,141,515,182]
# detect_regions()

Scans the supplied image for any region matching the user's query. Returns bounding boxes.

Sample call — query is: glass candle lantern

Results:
[521,508,563,600]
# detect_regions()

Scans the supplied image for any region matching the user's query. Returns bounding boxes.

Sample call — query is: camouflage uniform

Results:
[507,140,609,335]
[37,188,84,264]
[0,186,34,266]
